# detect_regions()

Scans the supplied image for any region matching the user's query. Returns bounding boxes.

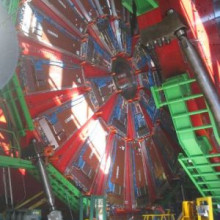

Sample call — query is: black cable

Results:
[130,0,137,36]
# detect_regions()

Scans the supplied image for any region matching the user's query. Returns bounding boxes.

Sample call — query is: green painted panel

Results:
[122,0,158,16]
[151,73,220,212]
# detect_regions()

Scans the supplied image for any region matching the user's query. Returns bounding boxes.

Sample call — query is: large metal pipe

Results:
[177,30,220,130]
[33,139,56,211]
[7,167,14,208]
[36,152,55,211]
[2,168,9,207]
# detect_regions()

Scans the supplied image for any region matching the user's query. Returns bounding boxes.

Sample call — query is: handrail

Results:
[0,128,21,155]
[142,213,175,220]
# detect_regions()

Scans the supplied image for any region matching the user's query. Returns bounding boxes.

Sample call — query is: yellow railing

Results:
[142,213,175,220]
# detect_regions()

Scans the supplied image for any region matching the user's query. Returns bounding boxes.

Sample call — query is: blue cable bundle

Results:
[131,148,138,198]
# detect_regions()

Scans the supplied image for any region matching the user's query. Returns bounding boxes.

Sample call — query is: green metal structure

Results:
[0,0,34,137]
[79,195,107,220]
[122,0,158,16]
[0,155,82,211]
[1,75,34,137]
[151,73,220,212]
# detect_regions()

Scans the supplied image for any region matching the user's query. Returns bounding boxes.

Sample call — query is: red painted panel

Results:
[140,140,156,203]
[19,34,81,64]
[41,0,87,36]
[137,8,162,30]
[54,117,94,172]
[155,40,186,79]
[62,119,109,192]
[17,3,81,58]
[92,132,115,195]
[107,135,126,206]
[25,87,88,117]
[140,104,153,133]
[124,142,133,210]
[143,138,168,199]
[87,24,112,55]
[19,57,85,94]
[127,103,135,140]
[186,99,220,152]
[99,93,118,122]
[82,63,110,78]
[83,147,99,170]
[133,143,146,188]
[111,138,126,185]
[73,0,98,21]
[32,0,81,36]
[153,125,179,180]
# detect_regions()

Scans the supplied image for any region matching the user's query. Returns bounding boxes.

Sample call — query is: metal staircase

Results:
[0,155,82,211]
[151,73,220,212]
[178,153,220,208]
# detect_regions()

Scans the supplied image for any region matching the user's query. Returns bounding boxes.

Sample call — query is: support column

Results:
[33,139,63,219]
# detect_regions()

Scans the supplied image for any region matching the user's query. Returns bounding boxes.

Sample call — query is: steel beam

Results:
[0,156,35,170]
[35,152,56,211]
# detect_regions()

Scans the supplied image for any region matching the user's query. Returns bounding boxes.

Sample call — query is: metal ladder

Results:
[151,73,220,212]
